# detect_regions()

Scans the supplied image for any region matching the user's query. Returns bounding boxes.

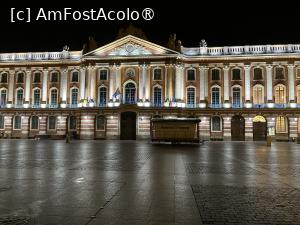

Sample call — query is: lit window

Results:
[275,67,285,79]
[50,89,58,106]
[276,116,287,133]
[211,69,220,81]
[96,115,106,130]
[253,85,264,104]
[275,85,286,104]
[33,89,41,106]
[13,116,21,130]
[253,68,263,80]
[31,116,39,130]
[153,68,162,81]
[124,83,136,104]
[232,68,241,80]
[187,69,195,81]
[71,71,79,82]
[211,116,221,132]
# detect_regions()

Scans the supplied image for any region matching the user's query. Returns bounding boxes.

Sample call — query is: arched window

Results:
[211,69,220,81]
[153,68,162,81]
[0,89,7,107]
[187,69,195,81]
[16,89,23,106]
[99,86,107,106]
[69,116,76,130]
[33,72,41,83]
[71,71,79,82]
[13,115,21,130]
[232,86,241,108]
[297,85,300,104]
[211,86,220,107]
[275,67,285,79]
[50,89,58,107]
[99,69,108,80]
[48,116,56,130]
[0,115,4,129]
[33,89,41,107]
[96,115,106,131]
[186,87,195,107]
[276,116,287,133]
[16,72,24,83]
[275,85,286,104]
[0,72,8,83]
[50,72,58,82]
[124,83,136,104]
[232,68,241,80]
[253,68,263,80]
[31,116,39,130]
[153,86,162,106]
[70,88,78,106]
[253,85,264,104]
[211,116,222,132]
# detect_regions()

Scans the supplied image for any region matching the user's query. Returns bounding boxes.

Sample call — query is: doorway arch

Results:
[253,115,267,141]
[231,115,245,141]
[120,111,136,140]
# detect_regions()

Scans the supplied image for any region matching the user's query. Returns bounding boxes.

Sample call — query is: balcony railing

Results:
[209,104,222,108]
[253,104,266,108]
[32,104,40,108]
[275,103,287,108]
[49,104,58,108]
[232,103,242,108]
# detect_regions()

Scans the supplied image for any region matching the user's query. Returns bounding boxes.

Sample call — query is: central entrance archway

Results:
[120,111,136,140]
[231,115,245,141]
[253,115,267,141]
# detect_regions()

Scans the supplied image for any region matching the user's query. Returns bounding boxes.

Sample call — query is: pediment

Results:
[83,35,179,57]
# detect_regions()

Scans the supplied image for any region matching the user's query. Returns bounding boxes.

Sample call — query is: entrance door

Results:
[231,115,245,141]
[253,116,267,141]
[120,111,136,140]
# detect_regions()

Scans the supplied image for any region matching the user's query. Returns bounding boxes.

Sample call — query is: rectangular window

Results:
[275,67,285,79]
[153,69,162,80]
[0,116,4,129]
[51,72,58,82]
[232,69,241,80]
[14,116,21,130]
[100,70,108,80]
[211,69,220,81]
[31,116,39,130]
[48,116,56,130]
[33,73,41,83]
[96,116,105,130]
[187,69,195,81]
[71,72,79,82]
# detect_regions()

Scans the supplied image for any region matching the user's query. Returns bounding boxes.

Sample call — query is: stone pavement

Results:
[0,140,300,225]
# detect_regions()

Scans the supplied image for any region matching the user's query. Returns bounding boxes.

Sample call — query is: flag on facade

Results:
[113,88,121,98]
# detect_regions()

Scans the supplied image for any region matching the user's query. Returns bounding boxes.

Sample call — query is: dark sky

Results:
[0,1,299,53]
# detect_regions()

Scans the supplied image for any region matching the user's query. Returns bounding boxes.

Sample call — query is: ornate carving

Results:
[108,42,151,56]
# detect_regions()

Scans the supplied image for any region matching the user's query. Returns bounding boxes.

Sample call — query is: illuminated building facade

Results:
[0,35,300,140]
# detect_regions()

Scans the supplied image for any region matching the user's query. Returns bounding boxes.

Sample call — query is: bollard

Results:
[266,135,272,146]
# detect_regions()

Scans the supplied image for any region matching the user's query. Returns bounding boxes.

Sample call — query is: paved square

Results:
[0,140,300,225]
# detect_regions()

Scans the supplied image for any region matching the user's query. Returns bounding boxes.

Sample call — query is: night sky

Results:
[0,1,299,53]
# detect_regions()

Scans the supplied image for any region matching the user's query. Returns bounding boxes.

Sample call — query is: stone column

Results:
[115,66,121,99]
[109,65,116,100]
[164,65,169,99]
[41,69,48,107]
[244,65,251,102]
[24,70,31,106]
[139,64,144,100]
[60,68,68,106]
[199,66,205,101]
[89,66,96,100]
[288,64,295,102]
[204,66,209,100]
[7,70,15,107]
[175,65,184,100]
[223,66,230,106]
[79,67,86,100]
[266,64,273,102]
[168,65,174,99]
[145,65,150,100]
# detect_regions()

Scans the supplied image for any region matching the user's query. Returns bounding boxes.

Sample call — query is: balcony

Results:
[253,104,266,108]
[275,104,287,108]
[209,104,222,108]
[49,104,58,108]
[232,103,242,108]
[32,104,40,108]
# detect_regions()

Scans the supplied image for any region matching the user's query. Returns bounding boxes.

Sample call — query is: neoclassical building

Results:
[0,35,300,141]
